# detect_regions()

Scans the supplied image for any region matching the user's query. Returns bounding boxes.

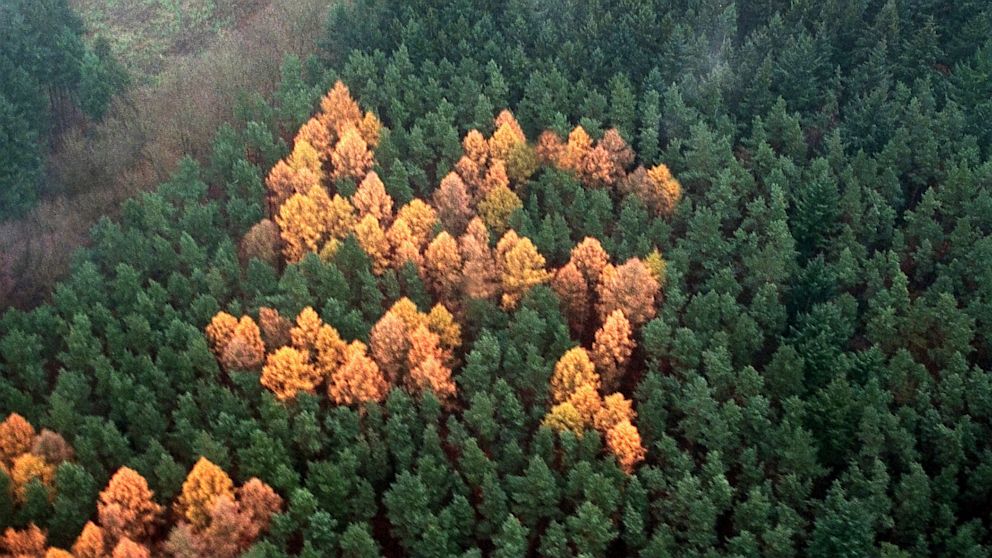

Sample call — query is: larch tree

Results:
[2,524,46,557]
[30,429,73,463]
[72,522,106,558]
[220,316,265,371]
[258,307,292,351]
[290,307,323,352]
[175,458,235,529]
[498,234,550,310]
[594,393,636,433]
[265,160,320,208]
[493,110,526,145]
[596,258,660,326]
[478,183,523,235]
[260,347,320,401]
[331,127,374,181]
[324,194,358,240]
[423,232,463,303]
[97,467,163,544]
[505,141,539,183]
[489,121,526,162]
[240,219,280,268]
[542,402,584,436]
[111,537,150,558]
[550,347,600,403]
[10,453,54,501]
[567,384,603,429]
[560,126,592,174]
[294,117,332,161]
[276,186,330,263]
[459,218,498,299]
[204,312,239,358]
[462,129,490,167]
[287,140,323,175]
[369,311,411,384]
[386,218,422,270]
[569,237,610,286]
[536,130,564,165]
[328,342,389,406]
[643,248,668,287]
[318,81,362,140]
[591,310,635,391]
[551,262,590,336]
[581,144,615,187]
[599,128,634,183]
[236,478,283,540]
[645,163,683,216]
[433,172,473,234]
[0,413,35,464]
[426,304,461,353]
[408,355,457,405]
[480,159,510,200]
[353,214,391,275]
[394,199,438,249]
[357,111,382,148]
[605,420,646,473]
[353,171,393,223]
[314,324,348,376]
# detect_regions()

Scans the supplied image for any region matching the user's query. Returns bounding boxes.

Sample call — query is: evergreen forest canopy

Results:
[2,0,992,557]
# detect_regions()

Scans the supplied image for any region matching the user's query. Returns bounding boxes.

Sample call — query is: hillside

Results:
[2,1,992,557]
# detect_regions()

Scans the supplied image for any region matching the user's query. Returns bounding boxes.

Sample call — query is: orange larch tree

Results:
[535,130,564,165]
[294,117,332,161]
[111,537,150,558]
[605,420,646,473]
[549,347,600,403]
[289,307,323,352]
[10,453,54,501]
[477,183,522,235]
[426,304,461,354]
[72,522,106,558]
[559,126,592,173]
[261,347,320,401]
[369,311,411,384]
[328,341,389,406]
[459,218,498,300]
[480,159,510,201]
[408,355,457,405]
[97,467,163,544]
[498,233,550,310]
[352,171,393,223]
[424,232,463,303]
[0,413,36,464]
[596,258,660,326]
[594,393,636,432]
[2,524,46,557]
[258,307,292,351]
[314,324,348,376]
[175,457,235,529]
[265,160,320,209]
[394,199,438,249]
[645,163,683,216]
[432,172,473,234]
[204,312,239,357]
[330,127,374,181]
[542,402,584,436]
[318,81,362,141]
[276,186,330,263]
[386,218,423,270]
[220,316,265,371]
[353,214,391,275]
[569,237,610,286]
[551,262,590,336]
[567,384,603,429]
[591,310,635,391]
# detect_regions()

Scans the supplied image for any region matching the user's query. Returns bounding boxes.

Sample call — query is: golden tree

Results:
[480,159,510,200]
[97,467,163,543]
[314,324,348,376]
[551,262,590,336]
[287,140,323,175]
[357,112,382,148]
[542,402,584,436]
[220,316,265,371]
[462,129,490,167]
[498,234,550,309]
[369,311,410,384]
[423,232,463,302]
[2,524,46,557]
[352,171,393,223]
[478,183,522,235]
[294,117,332,161]
[599,128,634,182]
[493,110,526,144]
[111,537,150,558]
[265,160,320,208]
[591,310,635,391]
[643,248,668,286]
[10,453,54,502]
[204,312,239,357]
[559,126,592,173]
[175,457,235,529]
[426,304,461,353]
[328,342,389,406]
[505,142,539,183]
[489,121,526,162]
[276,186,329,263]
[567,384,603,429]
[330,127,374,181]
[261,347,320,401]
[459,218,498,299]
[594,393,636,432]
[433,172,473,234]
[536,130,564,164]
[386,218,422,270]
[408,355,457,405]
[606,420,646,473]
[318,81,362,140]
[395,199,438,249]
[569,237,610,286]
[72,522,106,558]
[353,214,391,275]
[325,194,358,240]
[46,547,74,558]
[645,163,683,216]
[550,347,600,403]
[596,258,660,326]
[0,413,35,464]
[387,298,427,331]
[581,144,615,187]
[290,307,323,351]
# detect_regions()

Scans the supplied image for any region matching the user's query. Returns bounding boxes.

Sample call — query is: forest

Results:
[1,0,992,556]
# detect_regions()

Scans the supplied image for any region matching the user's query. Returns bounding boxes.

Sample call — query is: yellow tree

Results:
[498,234,550,309]
[290,307,323,352]
[0,413,36,464]
[408,355,457,405]
[328,342,389,406]
[569,237,610,286]
[276,186,330,263]
[395,200,438,249]
[260,347,320,401]
[426,304,461,353]
[489,121,526,162]
[480,160,510,200]
[97,467,162,543]
[352,171,393,223]
[606,420,646,473]
[542,402,584,436]
[325,194,358,240]
[386,218,422,270]
[10,453,54,502]
[549,347,600,403]
[643,248,668,286]
[174,457,235,529]
[330,127,374,181]
[265,160,320,208]
[591,310,635,391]
[559,126,592,173]
[314,324,348,376]
[287,140,323,175]
[596,258,660,326]
[294,117,332,161]
[594,393,636,432]
[567,384,603,429]
[423,232,463,303]
[505,142,539,183]
[493,110,525,145]
[357,112,382,148]
[645,163,683,216]
[462,129,489,168]
[318,81,362,140]
[353,214,391,275]
[459,218,498,299]
[477,183,522,235]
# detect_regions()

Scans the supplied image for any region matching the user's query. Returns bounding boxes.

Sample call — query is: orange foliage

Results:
[591,310,635,391]
[454,155,484,196]
[551,262,590,335]
[459,218,498,299]
[550,347,600,403]
[294,117,332,161]
[97,467,162,543]
[387,298,427,331]
[276,186,331,262]
[462,130,489,167]
[489,121,525,162]
[426,304,461,353]
[220,317,265,371]
[324,193,358,240]
[567,384,603,429]
[645,163,683,216]
[330,127,374,181]
[265,160,321,208]
[314,325,348,376]
[395,200,438,249]
[287,140,322,175]
[289,307,323,352]
[358,112,382,148]
[0,413,36,465]
[10,453,54,502]
[433,172,473,234]
[493,110,526,144]
[328,342,389,406]
[258,307,292,350]
[353,171,393,223]
[175,458,235,529]
[559,126,592,173]
[477,183,522,235]
[318,81,362,140]
[408,355,456,405]
[596,258,660,326]
[606,420,646,473]
[111,538,150,558]
[369,311,410,384]
[582,144,615,187]
[536,130,564,164]
[599,129,634,178]
[424,232,462,302]
[72,522,106,558]
[45,548,73,558]
[261,347,320,401]
[2,524,46,557]
[353,214,390,275]
[386,218,422,269]
[480,160,510,200]
[569,237,610,286]
[542,402,584,436]
[594,393,636,432]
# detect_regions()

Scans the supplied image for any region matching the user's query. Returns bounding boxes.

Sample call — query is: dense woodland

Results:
[2,0,992,557]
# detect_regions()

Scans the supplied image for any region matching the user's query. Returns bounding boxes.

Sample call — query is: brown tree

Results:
[30,429,73,464]
[330,127,374,181]
[535,130,564,164]
[352,171,393,223]
[328,342,389,406]
[569,237,610,286]
[567,384,603,429]
[240,219,280,267]
[258,307,292,351]
[220,317,265,371]
[596,258,660,326]
[0,413,35,465]
[423,232,463,303]
[432,172,473,234]
[260,347,320,401]
[459,218,498,299]
[369,311,410,384]
[591,310,635,391]
[97,467,162,544]
[551,262,590,336]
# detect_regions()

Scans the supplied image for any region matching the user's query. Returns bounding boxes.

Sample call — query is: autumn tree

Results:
[423,232,463,303]
[314,324,348,375]
[0,413,35,464]
[295,117,332,160]
[591,310,635,391]
[258,307,292,350]
[97,467,163,543]
[569,237,610,286]
[408,354,457,405]
[596,258,659,326]
[30,429,73,464]
[567,384,603,428]
[328,342,389,406]
[175,457,235,529]
[426,304,461,353]
[318,81,362,140]
[542,402,584,436]
[395,199,437,249]
[353,214,391,274]
[550,348,600,403]
[536,130,564,164]
[478,183,522,235]
[551,262,590,336]
[460,218,498,299]
[386,218,422,270]
[559,126,592,173]
[240,219,280,267]
[276,185,331,263]
[353,171,393,223]
[2,524,46,557]
[204,313,238,357]
[220,317,265,371]
[594,393,636,433]
[644,163,682,216]
[505,142,539,183]
[643,248,668,286]
[498,233,550,309]
[10,453,54,501]
[290,307,323,352]
[489,118,526,162]
[111,537,150,558]
[261,347,320,401]
[433,172,473,234]
[265,160,320,208]
[331,127,374,181]
[480,160,510,200]
[369,311,410,384]
[72,522,106,558]
[605,420,646,473]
